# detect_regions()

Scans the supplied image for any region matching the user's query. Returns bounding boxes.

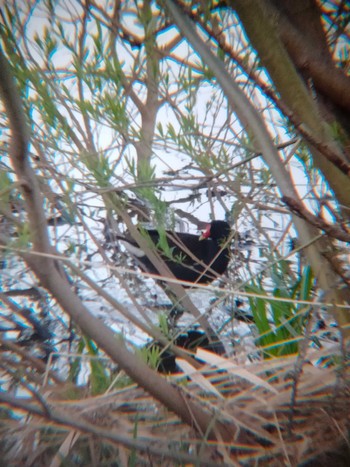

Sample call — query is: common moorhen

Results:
[146,328,226,373]
[119,220,232,284]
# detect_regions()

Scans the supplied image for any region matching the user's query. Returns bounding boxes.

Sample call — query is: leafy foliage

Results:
[0,0,349,464]
[247,266,314,357]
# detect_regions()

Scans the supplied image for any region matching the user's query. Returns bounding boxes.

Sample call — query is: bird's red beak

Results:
[199,223,211,241]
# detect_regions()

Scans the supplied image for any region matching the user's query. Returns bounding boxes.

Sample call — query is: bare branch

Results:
[282,196,350,243]
[0,392,217,466]
[0,46,51,257]
[0,45,236,441]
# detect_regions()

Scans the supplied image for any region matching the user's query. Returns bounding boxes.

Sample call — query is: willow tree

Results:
[0,1,349,465]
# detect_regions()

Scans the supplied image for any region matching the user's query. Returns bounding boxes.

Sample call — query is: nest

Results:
[1,344,349,466]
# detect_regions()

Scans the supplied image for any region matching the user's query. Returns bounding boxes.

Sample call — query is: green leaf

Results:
[14,222,31,249]
[68,338,85,384]
[85,338,110,395]
[0,171,12,206]
[271,288,297,355]
[246,284,274,351]
[298,266,313,302]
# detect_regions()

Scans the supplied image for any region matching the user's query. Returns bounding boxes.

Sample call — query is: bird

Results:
[146,328,226,373]
[116,220,232,284]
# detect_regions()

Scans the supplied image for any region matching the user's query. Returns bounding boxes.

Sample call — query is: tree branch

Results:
[0,392,218,466]
[282,196,350,243]
[271,0,350,113]
[0,44,235,442]
[165,0,350,329]
[230,0,350,212]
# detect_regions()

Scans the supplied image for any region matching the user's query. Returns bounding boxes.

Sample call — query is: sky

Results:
[0,0,317,359]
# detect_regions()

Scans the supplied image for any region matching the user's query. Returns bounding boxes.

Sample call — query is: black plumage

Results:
[147,328,226,373]
[119,220,232,284]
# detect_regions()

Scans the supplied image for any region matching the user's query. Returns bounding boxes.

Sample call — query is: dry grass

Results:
[1,341,349,466]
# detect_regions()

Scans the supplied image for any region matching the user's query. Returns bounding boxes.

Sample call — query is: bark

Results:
[165,0,350,331]
[230,0,350,214]
[0,44,236,443]
[271,0,350,134]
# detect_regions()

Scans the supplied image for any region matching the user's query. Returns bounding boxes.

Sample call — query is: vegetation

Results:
[0,1,349,464]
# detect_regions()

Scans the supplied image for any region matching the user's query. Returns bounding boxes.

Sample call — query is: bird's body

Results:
[147,328,226,373]
[119,220,231,284]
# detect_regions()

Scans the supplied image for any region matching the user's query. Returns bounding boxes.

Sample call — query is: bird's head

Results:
[199,220,231,241]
